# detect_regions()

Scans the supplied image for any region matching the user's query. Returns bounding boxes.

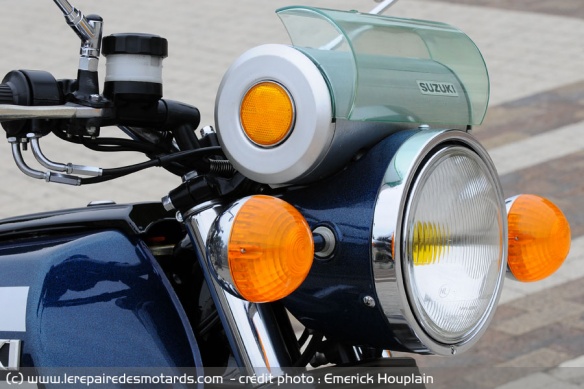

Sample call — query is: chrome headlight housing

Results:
[372,130,507,355]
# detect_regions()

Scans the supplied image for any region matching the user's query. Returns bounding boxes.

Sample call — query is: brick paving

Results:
[0,0,583,388]
[398,279,584,388]
[474,81,584,150]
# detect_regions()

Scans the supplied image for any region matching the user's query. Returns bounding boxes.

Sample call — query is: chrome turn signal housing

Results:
[206,195,314,303]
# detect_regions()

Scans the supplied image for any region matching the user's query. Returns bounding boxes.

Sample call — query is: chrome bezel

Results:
[371,129,507,355]
[239,80,297,149]
[205,197,252,300]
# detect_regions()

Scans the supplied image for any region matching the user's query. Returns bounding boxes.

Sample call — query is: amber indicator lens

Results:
[240,82,295,147]
[228,195,313,302]
[507,194,571,282]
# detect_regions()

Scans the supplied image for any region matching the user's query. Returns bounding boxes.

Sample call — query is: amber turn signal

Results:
[229,196,313,302]
[240,81,295,147]
[207,195,314,303]
[507,194,571,282]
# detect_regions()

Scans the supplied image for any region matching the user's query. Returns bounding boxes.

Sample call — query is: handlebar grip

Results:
[1,70,61,136]
[0,84,15,105]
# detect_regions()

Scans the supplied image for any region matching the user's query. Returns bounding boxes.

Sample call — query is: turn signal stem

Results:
[313,226,337,259]
[167,173,256,214]
[313,233,326,253]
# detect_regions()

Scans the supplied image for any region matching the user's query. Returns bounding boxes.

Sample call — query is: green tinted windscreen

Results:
[276,6,489,126]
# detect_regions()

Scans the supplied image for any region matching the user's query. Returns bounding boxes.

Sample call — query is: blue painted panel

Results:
[0,230,201,370]
[283,131,417,349]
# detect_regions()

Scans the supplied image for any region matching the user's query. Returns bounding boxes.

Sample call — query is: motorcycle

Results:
[0,0,572,387]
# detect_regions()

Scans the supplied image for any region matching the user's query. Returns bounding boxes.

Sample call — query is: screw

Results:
[362,296,376,308]
[87,126,97,136]
[200,125,215,137]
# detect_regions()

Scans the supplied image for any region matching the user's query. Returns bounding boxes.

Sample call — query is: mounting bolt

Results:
[200,125,215,138]
[362,296,376,308]
[161,195,175,212]
[87,126,97,136]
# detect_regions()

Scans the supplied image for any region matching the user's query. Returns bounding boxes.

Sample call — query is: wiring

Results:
[80,146,223,184]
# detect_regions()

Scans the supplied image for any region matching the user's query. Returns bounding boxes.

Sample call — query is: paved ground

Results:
[0,0,583,388]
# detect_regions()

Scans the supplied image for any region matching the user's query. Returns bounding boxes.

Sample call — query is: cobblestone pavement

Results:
[0,1,583,388]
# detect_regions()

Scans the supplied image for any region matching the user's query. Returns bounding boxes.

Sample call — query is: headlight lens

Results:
[372,130,507,355]
[403,146,504,344]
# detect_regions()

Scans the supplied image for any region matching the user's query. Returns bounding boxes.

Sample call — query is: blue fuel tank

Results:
[0,203,202,371]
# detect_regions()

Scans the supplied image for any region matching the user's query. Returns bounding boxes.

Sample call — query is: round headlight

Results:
[404,146,504,344]
[372,130,506,355]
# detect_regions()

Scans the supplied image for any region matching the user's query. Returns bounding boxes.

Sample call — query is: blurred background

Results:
[0,1,583,387]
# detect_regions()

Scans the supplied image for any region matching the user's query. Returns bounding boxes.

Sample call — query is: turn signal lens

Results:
[507,195,571,282]
[228,195,313,302]
[240,82,295,147]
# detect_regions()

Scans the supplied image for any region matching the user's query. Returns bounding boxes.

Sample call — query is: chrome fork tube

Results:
[184,203,294,377]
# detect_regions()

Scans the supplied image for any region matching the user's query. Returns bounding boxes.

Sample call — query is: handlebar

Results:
[0,1,217,189]
[0,104,103,121]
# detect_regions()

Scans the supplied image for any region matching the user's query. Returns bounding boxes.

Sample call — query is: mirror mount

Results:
[53,0,103,97]
[370,0,400,15]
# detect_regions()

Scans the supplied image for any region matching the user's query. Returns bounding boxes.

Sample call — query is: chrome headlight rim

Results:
[371,129,507,356]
